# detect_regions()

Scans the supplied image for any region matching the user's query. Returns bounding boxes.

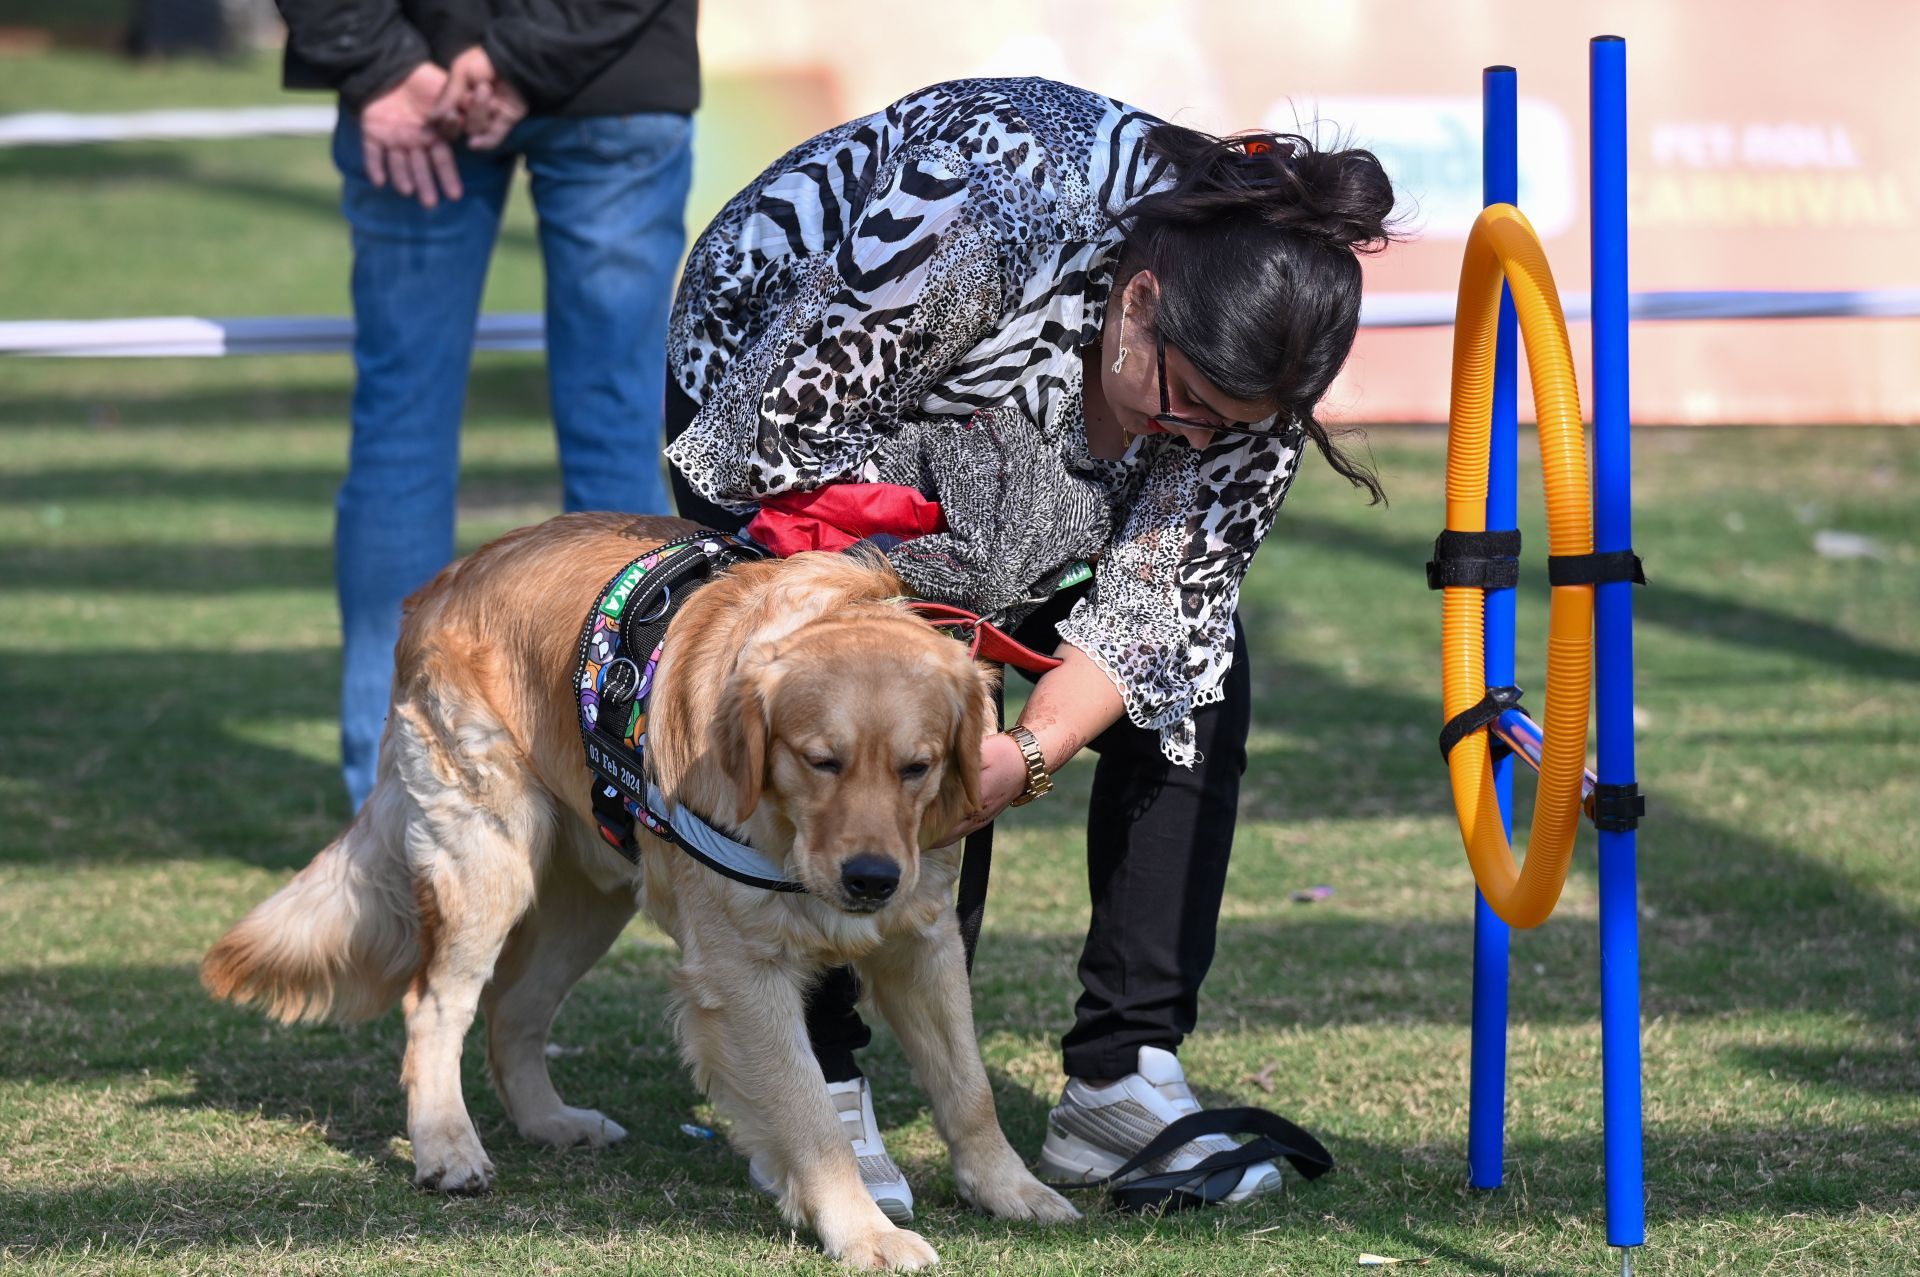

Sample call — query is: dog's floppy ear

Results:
[713,663,772,825]
[925,657,998,844]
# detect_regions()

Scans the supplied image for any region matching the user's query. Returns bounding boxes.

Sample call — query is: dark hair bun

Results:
[1112,121,1401,505]
[1130,124,1397,254]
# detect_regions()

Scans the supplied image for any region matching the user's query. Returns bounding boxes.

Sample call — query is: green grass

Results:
[0,50,837,322]
[4,45,1920,1277]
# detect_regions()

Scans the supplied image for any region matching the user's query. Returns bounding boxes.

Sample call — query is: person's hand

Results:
[360,63,463,209]
[431,46,529,151]
[938,730,1031,844]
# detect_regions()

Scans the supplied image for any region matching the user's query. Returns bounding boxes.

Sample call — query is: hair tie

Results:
[1241,139,1273,155]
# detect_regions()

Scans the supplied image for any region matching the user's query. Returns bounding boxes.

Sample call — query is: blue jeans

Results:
[332,111,692,810]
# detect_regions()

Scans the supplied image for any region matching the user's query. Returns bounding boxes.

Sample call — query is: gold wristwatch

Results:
[1005,724,1053,807]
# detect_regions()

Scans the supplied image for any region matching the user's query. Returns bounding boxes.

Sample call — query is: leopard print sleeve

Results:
[664,147,1007,508]
[1055,427,1305,767]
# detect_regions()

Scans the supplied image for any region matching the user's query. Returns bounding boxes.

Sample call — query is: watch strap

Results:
[1005,724,1053,807]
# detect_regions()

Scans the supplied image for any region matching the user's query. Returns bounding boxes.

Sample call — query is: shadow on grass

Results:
[0,361,551,431]
[1724,1042,1920,1098]
[1,943,1913,1266]
[1280,510,1920,684]
[0,461,567,510]
[0,646,350,867]
[3,542,341,593]
[0,635,1442,873]
[4,617,1917,1040]
[4,765,1916,1098]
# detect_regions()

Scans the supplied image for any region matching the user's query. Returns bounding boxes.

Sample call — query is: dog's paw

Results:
[411,1122,496,1194]
[517,1105,628,1149]
[959,1168,1081,1224]
[832,1225,939,1271]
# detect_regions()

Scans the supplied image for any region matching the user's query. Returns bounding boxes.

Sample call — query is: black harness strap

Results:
[1547,548,1647,587]
[1426,529,1521,591]
[1046,1107,1335,1213]
[953,682,1005,974]
[957,826,993,974]
[1439,684,1525,762]
[574,531,799,888]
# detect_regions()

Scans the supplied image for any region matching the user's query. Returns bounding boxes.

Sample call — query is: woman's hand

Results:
[938,730,1029,844]
[932,645,1128,845]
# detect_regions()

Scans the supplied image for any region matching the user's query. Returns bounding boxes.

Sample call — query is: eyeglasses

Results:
[1151,330,1283,441]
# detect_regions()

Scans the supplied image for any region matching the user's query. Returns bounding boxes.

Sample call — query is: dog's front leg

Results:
[675,946,938,1270]
[863,917,1079,1224]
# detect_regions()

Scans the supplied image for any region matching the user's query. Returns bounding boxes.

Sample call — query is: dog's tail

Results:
[201,783,420,1024]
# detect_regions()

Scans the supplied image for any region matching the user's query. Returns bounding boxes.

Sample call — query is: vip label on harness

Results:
[599,562,649,619]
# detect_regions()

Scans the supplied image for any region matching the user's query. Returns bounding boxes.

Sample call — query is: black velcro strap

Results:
[1591,782,1645,832]
[1048,1108,1334,1214]
[1547,549,1647,587]
[1439,684,1524,762]
[1427,529,1521,591]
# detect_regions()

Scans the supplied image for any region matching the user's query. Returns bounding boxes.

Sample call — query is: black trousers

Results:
[665,385,1252,1082]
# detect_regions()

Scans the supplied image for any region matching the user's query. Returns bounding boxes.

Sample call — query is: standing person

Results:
[664,77,1394,1221]
[276,0,700,809]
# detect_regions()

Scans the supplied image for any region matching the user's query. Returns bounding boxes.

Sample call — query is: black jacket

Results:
[275,0,698,117]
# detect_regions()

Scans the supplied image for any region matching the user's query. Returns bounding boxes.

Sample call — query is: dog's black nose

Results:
[840,855,900,903]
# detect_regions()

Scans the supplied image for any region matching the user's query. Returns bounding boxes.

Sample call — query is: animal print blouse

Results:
[665,77,1307,766]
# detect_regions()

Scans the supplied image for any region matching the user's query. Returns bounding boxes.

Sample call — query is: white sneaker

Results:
[747,1075,914,1224]
[1034,1046,1282,1204]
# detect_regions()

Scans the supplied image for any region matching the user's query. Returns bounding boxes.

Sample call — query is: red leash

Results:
[901,600,1063,675]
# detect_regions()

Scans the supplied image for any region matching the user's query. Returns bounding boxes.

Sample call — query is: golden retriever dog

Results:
[202,512,1077,1270]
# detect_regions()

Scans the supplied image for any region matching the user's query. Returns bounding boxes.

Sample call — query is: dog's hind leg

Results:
[673,937,938,1271]
[863,917,1080,1224]
[484,835,637,1149]
[390,701,544,1195]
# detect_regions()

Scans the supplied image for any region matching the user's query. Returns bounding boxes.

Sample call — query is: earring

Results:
[1110,301,1134,375]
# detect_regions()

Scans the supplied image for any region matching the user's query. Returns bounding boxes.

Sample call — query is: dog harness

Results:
[573,521,1073,986]
[573,530,807,892]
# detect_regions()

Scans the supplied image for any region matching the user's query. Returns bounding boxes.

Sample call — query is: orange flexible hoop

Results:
[1444,204,1595,930]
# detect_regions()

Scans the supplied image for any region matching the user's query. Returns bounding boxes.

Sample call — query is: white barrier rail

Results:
[4,291,1919,358]
[1362,288,1920,327]
[0,314,544,358]
[0,106,337,148]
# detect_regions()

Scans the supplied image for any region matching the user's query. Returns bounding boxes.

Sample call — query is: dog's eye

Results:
[807,755,842,774]
[899,761,931,780]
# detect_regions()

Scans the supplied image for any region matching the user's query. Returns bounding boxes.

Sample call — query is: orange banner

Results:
[701,0,1920,424]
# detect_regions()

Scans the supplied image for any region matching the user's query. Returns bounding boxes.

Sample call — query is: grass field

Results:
[4,48,1920,1277]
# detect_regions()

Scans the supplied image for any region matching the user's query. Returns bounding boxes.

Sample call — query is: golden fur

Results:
[203,513,1076,1269]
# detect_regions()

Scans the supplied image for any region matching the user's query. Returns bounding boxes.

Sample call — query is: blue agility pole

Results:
[1590,33,1648,1261]
[1448,38,1648,1270]
[1467,62,1519,1195]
